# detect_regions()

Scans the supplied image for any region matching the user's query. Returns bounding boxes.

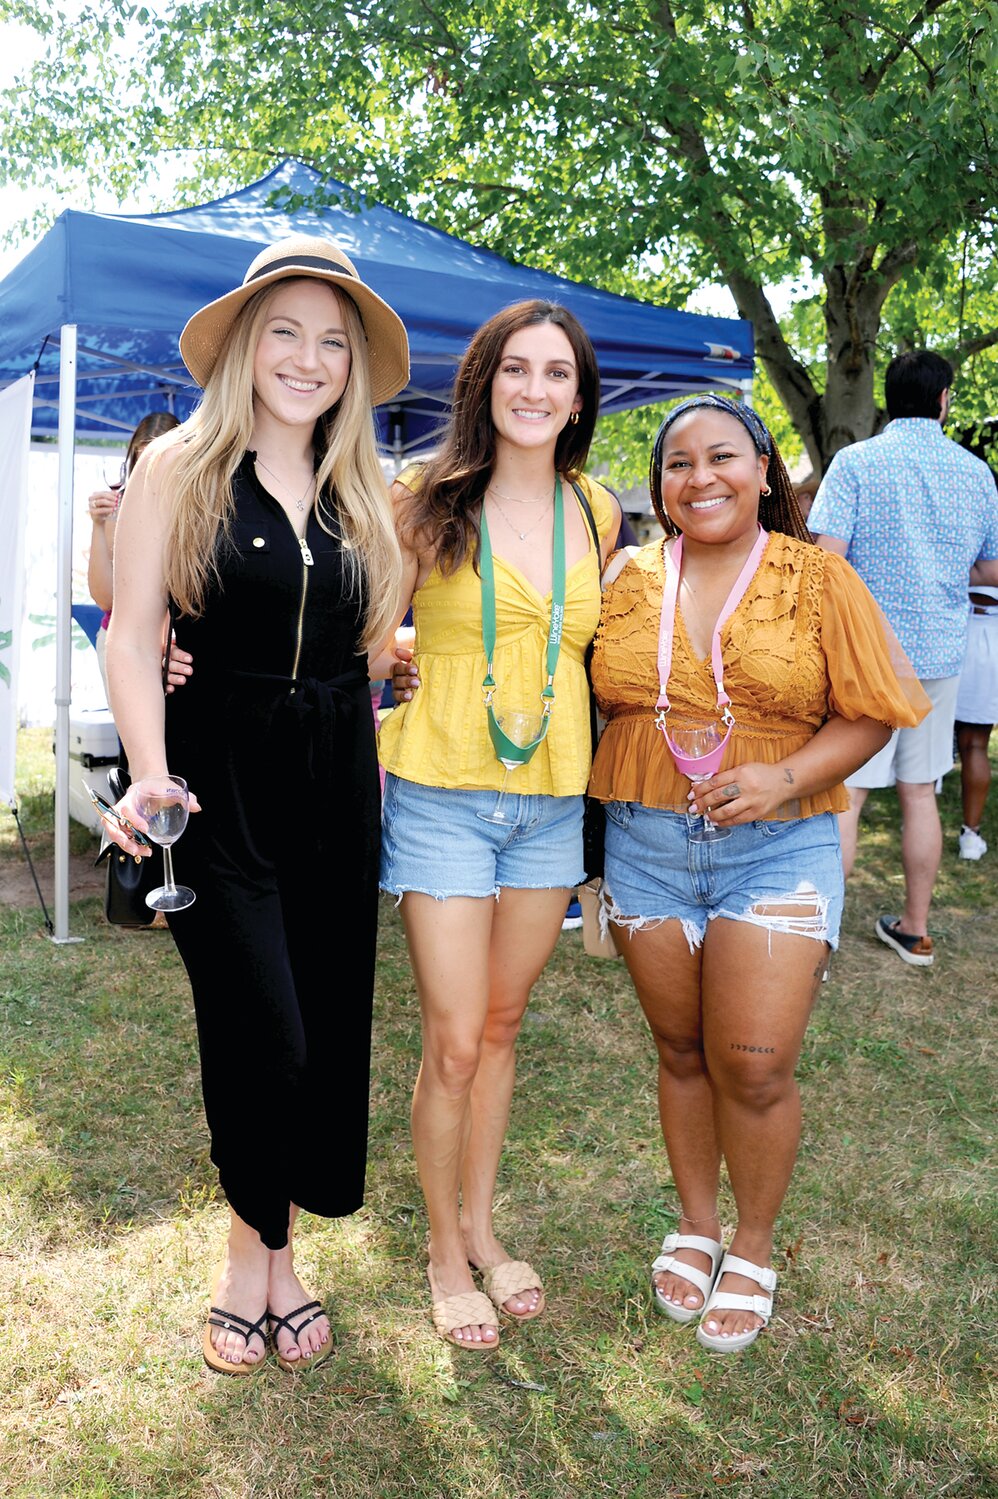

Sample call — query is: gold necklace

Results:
[487,480,553,506]
[488,494,552,542]
[255,455,315,513]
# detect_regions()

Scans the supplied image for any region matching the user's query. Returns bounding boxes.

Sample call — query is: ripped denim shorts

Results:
[602,801,844,953]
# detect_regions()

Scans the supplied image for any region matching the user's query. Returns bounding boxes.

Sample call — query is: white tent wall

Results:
[21,447,119,725]
[0,373,33,806]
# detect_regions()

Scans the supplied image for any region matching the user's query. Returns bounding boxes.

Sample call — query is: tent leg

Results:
[51,324,83,945]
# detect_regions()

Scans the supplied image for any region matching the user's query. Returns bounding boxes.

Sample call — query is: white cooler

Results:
[59,708,120,832]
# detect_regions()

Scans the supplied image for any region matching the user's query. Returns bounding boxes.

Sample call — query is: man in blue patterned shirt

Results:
[810,351,998,967]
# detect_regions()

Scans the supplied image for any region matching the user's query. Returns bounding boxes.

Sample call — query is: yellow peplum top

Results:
[379,472,617,795]
[589,532,931,818]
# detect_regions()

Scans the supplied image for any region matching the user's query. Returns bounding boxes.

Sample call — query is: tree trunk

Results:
[725,269,826,475]
[819,265,882,465]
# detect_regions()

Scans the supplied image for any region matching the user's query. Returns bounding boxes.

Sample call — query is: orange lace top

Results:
[589,532,930,818]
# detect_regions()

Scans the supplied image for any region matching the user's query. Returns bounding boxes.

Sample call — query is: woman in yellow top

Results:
[590,395,928,1353]
[379,300,619,1349]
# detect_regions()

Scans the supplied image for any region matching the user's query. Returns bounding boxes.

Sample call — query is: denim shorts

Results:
[380,774,586,900]
[603,802,844,952]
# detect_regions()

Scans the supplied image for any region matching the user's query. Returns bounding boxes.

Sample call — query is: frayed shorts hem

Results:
[381,878,583,904]
[600,889,838,954]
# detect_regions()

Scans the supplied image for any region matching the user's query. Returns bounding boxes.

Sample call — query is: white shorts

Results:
[955,612,998,725]
[846,676,958,789]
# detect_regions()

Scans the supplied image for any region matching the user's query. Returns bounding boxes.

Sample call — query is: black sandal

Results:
[267,1300,333,1372]
[203,1306,270,1375]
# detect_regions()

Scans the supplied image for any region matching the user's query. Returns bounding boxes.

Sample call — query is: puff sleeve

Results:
[821,552,931,727]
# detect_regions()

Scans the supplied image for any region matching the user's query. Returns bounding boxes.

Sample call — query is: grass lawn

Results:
[1,729,995,1498]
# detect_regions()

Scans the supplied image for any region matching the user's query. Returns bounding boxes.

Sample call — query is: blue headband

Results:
[655,394,774,458]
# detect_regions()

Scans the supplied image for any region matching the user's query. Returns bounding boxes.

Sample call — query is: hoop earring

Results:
[570,410,580,425]
[760,483,772,496]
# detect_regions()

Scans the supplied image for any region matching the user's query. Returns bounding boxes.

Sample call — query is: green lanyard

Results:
[480,477,566,766]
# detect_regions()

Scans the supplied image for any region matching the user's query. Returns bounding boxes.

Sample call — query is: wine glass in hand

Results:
[101,457,126,502]
[666,717,731,841]
[486,698,545,824]
[132,775,196,910]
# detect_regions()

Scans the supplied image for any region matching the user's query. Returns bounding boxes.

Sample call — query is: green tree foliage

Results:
[4,0,998,472]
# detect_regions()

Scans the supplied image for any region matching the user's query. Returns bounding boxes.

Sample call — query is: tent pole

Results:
[51,324,83,945]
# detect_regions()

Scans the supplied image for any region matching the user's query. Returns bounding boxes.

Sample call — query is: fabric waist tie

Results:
[231,665,369,851]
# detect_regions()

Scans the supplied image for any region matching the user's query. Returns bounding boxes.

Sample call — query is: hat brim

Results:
[179,263,410,406]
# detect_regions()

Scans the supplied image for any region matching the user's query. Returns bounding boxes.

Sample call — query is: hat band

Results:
[246,254,358,285]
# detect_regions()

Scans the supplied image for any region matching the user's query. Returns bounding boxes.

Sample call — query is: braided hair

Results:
[648,394,811,544]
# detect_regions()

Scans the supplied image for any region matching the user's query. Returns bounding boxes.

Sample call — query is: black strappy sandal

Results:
[202,1306,270,1375]
[267,1301,333,1373]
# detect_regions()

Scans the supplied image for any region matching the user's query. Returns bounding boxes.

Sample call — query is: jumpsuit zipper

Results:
[252,472,316,688]
[290,535,314,686]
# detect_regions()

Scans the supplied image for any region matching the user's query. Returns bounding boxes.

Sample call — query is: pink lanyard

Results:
[654,526,768,734]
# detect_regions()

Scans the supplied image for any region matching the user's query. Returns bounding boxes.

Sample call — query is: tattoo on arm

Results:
[783,768,795,785]
[730,1042,776,1054]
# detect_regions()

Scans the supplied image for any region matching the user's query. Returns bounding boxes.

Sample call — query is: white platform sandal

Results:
[695,1252,777,1352]
[651,1232,724,1324]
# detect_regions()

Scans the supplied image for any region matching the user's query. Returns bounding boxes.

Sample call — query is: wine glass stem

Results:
[493,767,512,819]
[161,844,178,896]
[689,776,716,826]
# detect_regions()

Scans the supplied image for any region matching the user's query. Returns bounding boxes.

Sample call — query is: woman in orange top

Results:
[590,395,928,1353]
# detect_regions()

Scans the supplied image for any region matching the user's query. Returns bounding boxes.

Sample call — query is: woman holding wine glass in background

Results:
[86,411,182,694]
[102,236,410,1374]
[589,395,928,1351]
[378,300,619,1348]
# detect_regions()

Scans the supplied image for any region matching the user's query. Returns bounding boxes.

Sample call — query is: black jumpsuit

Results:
[164,454,380,1250]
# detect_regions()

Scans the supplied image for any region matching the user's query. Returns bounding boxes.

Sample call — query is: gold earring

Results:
[570,410,580,425]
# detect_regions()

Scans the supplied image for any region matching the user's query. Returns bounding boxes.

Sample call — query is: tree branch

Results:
[854,0,955,92]
[437,178,535,201]
[952,326,998,365]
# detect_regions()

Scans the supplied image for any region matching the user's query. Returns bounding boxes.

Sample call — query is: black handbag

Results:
[95,767,162,926]
[572,482,606,882]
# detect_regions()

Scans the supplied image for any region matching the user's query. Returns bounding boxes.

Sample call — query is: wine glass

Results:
[485,699,545,824]
[665,716,732,842]
[131,774,196,910]
[102,456,126,502]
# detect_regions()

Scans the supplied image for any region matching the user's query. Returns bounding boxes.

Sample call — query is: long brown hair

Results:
[124,411,180,478]
[648,394,811,543]
[154,279,402,649]
[402,300,600,574]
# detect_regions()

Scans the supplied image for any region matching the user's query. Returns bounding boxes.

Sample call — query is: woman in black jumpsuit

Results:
[105,237,409,1374]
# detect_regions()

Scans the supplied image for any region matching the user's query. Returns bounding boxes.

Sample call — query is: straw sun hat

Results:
[179,235,410,405]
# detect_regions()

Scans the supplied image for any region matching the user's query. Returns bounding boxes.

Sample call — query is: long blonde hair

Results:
[159,279,402,649]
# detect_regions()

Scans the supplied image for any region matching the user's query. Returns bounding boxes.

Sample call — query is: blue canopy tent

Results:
[0,158,753,939]
[2,159,753,450]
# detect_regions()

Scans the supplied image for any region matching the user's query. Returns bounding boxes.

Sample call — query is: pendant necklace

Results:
[255,455,315,512]
[488,492,553,542]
